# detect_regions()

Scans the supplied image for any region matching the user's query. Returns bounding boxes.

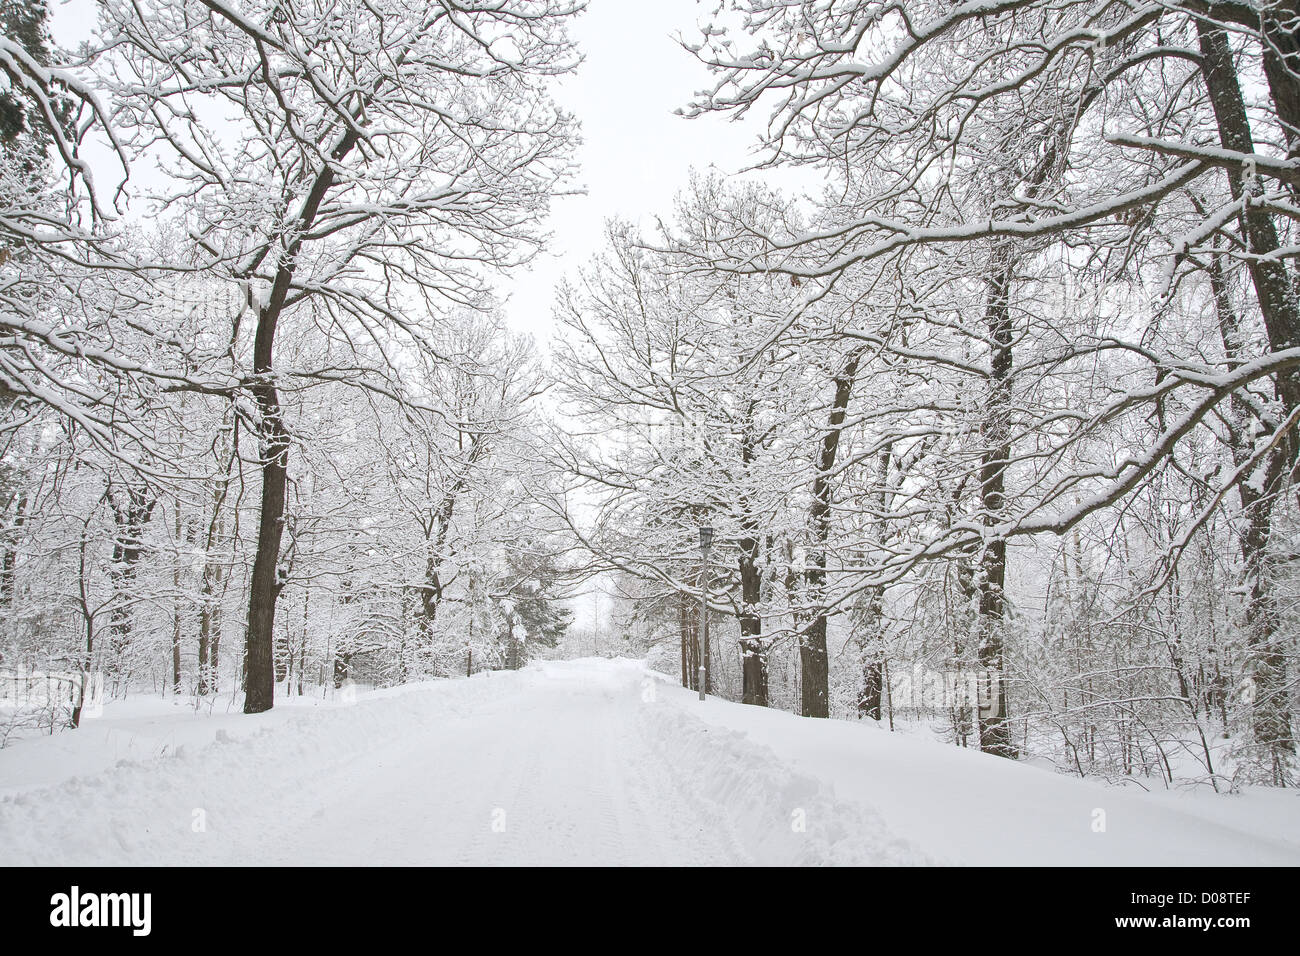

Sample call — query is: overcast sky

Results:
[499,0,816,344]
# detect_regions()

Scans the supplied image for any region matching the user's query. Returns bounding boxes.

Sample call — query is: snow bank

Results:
[0,675,504,865]
[638,693,932,864]
[664,673,1300,866]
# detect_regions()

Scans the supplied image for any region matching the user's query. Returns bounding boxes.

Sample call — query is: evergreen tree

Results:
[504,549,573,654]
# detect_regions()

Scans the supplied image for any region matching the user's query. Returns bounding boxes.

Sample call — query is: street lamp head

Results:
[699,526,713,550]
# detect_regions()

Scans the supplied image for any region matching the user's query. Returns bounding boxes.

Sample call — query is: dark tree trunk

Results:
[1209,249,1297,782]
[739,541,767,706]
[701,560,712,694]
[504,612,522,671]
[419,550,444,631]
[171,504,183,695]
[684,599,700,691]
[171,617,183,694]
[679,593,689,687]
[197,563,222,696]
[1198,22,1300,401]
[332,651,350,689]
[107,484,155,689]
[1198,22,1298,779]
[297,587,309,696]
[197,476,228,697]
[1,490,27,606]
[1254,1,1300,162]
[859,654,884,720]
[856,582,886,720]
[800,614,831,718]
[242,127,359,715]
[274,608,290,684]
[975,255,1017,759]
[417,443,483,640]
[802,347,864,718]
[857,446,892,720]
[739,423,768,706]
[72,528,96,728]
[210,621,221,691]
[417,500,453,636]
[244,367,289,714]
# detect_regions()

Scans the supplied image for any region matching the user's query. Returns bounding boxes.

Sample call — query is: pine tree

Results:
[503,550,573,657]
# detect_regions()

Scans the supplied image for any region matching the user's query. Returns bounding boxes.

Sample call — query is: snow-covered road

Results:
[243,662,745,866]
[2,658,1297,866]
[1,659,919,865]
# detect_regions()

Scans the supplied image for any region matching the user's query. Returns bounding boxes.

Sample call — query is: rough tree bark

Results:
[244,127,361,714]
[417,440,483,640]
[679,591,689,687]
[197,434,233,696]
[738,534,767,705]
[739,423,768,706]
[0,490,26,606]
[975,253,1018,759]
[802,347,864,718]
[1198,21,1298,780]
[857,445,892,720]
[107,483,155,690]
[171,505,183,695]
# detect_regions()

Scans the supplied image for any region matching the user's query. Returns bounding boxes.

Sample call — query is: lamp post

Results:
[699,525,712,701]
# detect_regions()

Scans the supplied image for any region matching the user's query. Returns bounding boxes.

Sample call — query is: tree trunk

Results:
[273,596,290,684]
[857,446,893,720]
[1198,22,1298,780]
[107,484,155,691]
[739,423,768,706]
[679,592,689,687]
[856,583,886,720]
[701,556,712,694]
[1,490,27,606]
[332,650,350,689]
[1255,1,1300,163]
[1199,21,1300,404]
[504,612,521,671]
[685,599,700,691]
[417,444,483,640]
[975,254,1018,759]
[242,127,359,715]
[197,558,223,696]
[739,540,767,706]
[197,477,227,697]
[171,506,183,695]
[72,525,96,728]
[802,347,864,718]
[245,367,289,713]
[1209,250,1296,782]
[296,588,309,696]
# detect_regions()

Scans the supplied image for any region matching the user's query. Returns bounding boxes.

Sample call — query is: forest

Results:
[2,0,1298,794]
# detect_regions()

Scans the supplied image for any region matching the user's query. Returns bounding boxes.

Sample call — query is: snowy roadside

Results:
[0,673,516,865]
[637,680,933,865]
[652,668,1300,866]
[0,678,462,798]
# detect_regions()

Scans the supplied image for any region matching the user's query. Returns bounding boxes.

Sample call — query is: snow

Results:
[1,658,1296,866]
[681,685,1300,865]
